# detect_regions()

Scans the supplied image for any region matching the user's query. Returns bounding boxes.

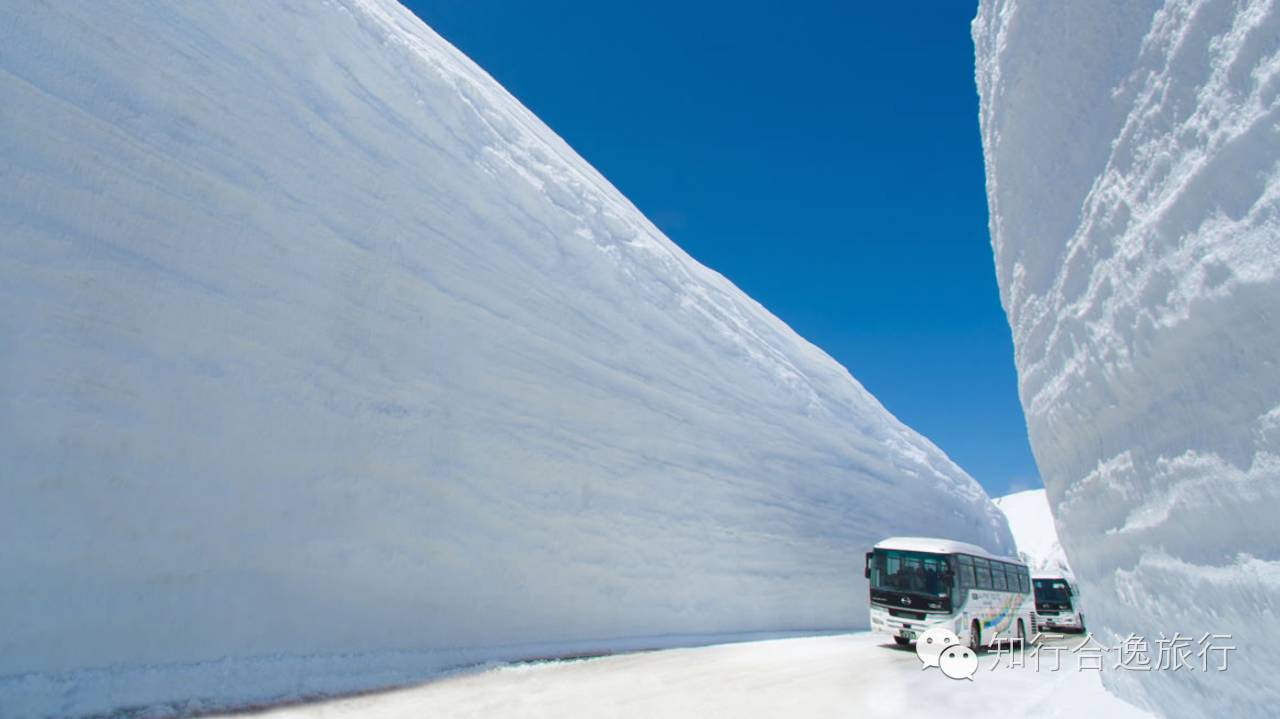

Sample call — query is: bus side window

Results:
[974,558,993,590]
[992,562,1008,591]
[957,555,976,589]
[1005,566,1020,592]
[1019,569,1030,594]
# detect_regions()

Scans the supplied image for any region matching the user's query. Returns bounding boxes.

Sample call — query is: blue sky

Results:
[403,1,1039,496]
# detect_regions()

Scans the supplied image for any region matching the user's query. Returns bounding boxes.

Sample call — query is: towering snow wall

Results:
[0,2,1012,715]
[975,1,1280,716]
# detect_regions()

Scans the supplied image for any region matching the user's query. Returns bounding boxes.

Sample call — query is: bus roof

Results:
[873,536,1022,565]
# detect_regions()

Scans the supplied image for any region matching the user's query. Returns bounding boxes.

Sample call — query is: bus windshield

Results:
[870,549,951,597]
[1033,578,1071,603]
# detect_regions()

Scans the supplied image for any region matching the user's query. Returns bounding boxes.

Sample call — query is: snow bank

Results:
[974,1,1280,716]
[993,489,1071,577]
[0,1,1011,715]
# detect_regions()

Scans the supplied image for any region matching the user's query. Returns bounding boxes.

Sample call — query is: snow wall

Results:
[974,1,1280,716]
[0,2,1013,715]
[993,489,1073,578]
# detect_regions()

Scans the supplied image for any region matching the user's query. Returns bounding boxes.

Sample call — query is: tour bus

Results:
[1031,573,1085,633]
[865,537,1034,651]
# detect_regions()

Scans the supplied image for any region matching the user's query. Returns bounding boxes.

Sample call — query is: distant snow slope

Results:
[0,1,1012,715]
[992,489,1071,577]
[975,1,1280,717]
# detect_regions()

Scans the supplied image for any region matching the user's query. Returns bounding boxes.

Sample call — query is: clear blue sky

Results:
[402,0,1040,496]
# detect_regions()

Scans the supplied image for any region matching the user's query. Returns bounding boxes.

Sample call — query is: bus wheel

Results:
[969,621,982,652]
[1078,615,1086,633]
[1016,619,1026,645]
[893,636,911,647]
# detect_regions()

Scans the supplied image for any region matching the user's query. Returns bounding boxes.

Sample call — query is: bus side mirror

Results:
[864,551,872,579]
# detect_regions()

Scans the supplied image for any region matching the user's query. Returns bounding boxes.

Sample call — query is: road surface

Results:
[219,632,1153,718]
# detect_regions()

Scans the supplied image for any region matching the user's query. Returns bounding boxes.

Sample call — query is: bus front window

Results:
[871,549,951,597]
[1033,579,1072,605]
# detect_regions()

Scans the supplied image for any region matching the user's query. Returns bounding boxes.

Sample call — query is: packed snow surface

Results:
[204,633,1154,719]
[0,1,1012,715]
[974,0,1280,716]
[993,489,1072,577]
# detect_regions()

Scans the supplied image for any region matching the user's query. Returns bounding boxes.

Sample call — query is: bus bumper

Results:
[869,603,957,642]
[1034,611,1082,632]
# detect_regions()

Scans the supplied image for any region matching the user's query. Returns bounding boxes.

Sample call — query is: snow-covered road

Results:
[220,633,1152,719]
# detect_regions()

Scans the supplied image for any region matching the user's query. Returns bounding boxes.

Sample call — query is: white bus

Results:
[865,536,1034,651]
[1031,574,1085,633]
